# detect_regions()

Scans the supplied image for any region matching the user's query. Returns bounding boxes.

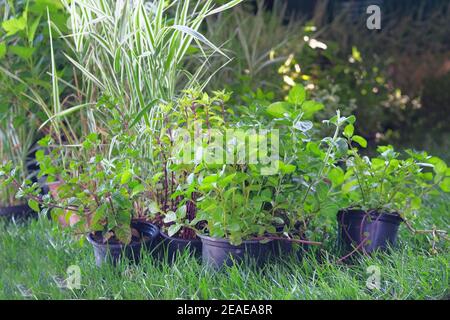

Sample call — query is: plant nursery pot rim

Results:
[198,234,274,247]
[160,231,202,244]
[86,221,159,249]
[337,209,403,225]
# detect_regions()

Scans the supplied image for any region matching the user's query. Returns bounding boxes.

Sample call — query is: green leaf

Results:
[116,207,132,226]
[343,124,354,138]
[163,211,177,223]
[228,222,241,232]
[342,180,359,193]
[429,157,447,175]
[152,172,164,184]
[335,138,348,156]
[91,204,107,231]
[28,15,42,43]
[129,99,159,128]
[266,102,290,118]
[86,132,99,142]
[352,135,367,148]
[301,101,324,119]
[131,184,145,197]
[0,42,6,59]
[440,177,450,192]
[115,225,132,244]
[202,174,218,184]
[272,217,285,225]
[9,46,35,60]
[316,182,330,201]
[111,192,131,210]
[346,115,356,124]
[229,233,243,246]
[38,136,52,147]
[176,205,187,219]
[120,170,132,185]
[171,25,228,59]
[218,173,236,187]
[421,172,433,181]
[328,167,345,187]
[411,197,422,210]
[207,0,244,16]
[168,224,182,237]
[319,202,339,217]
[287,84,306,105]
[279,161,296,174]
[39,103,95,130]
[28,199,40,213]
[2,16,27,36]
[148,201,160,214]
[32,0,64,13]
[293,120,313,132]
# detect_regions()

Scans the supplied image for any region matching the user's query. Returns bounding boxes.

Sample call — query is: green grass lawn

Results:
[1,195,448,300]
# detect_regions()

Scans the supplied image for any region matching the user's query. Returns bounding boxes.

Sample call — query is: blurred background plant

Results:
[204,0,305,93]
[307,0,450,159]
[0,0,72,205]
[204,0,449,160]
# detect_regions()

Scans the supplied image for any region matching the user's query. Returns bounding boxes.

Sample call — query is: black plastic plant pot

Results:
[199,234,282,269]
[159,231,202,261]
[87,221,160,267]
[0,204,34,219]
[337,209,403,254]
[273,223,309,257]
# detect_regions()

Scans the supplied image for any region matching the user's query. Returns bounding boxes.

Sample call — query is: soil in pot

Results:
[0,204,35,220]
[159,231,202,261]
[87,221,160,267]
[199,234,285,269]
[337,209,403,255]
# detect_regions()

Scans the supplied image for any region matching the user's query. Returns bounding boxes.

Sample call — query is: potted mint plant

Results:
[0,133,161,267]
[193,86,352,268]
[195,165,289,268]
[337,125,450,254]
[148,90,233,260]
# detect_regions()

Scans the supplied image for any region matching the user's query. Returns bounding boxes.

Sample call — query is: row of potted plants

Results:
[1,87,449,268]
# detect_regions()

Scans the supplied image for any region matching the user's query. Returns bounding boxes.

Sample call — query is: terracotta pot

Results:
[57,212,81,228]
[47,180,63,199]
